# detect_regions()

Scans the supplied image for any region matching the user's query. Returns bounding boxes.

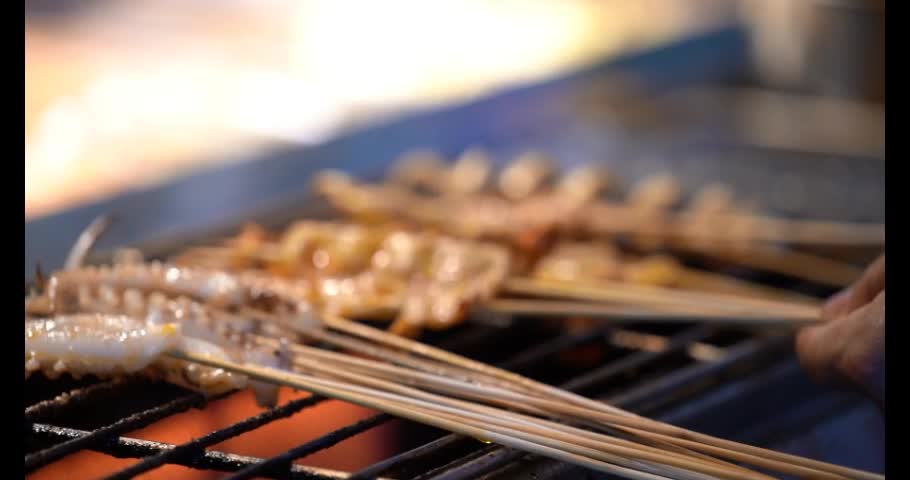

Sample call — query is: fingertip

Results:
[795,325,826,381]
[822,288,853,320]
[795,326,814,356]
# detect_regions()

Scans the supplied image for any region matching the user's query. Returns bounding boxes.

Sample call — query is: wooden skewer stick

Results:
[251,336,768,478]
[669,266,821,305]
[581,199,883,248]
[250,334,744,475]
[418,408,725,480]
[220,305,865,479]
[241,309,497,385]
[675,212,884,247]
[169,350,687,480]
[322,314,563,395]
[676,243,863,288]
[269,339,849,480]
[317,316,882,480]
[480,298,821,328]
[289,355,761,480]
[503,277,822,321]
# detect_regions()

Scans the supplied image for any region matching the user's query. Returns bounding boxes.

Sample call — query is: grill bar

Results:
[25,392,209,473]
[101,394,328,480]
[423,448,523,480]
[560,326,713,393]
[412,445,504,480]
[29,424,347,479]
[347,435,464,480]
[602,336,788,408]
[497,325,615,371]
[223,413,393,480]
[25,379,132,421]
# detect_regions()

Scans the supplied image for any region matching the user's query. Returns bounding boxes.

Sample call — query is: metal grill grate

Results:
[26,300,796,480]
[25,170,850,480]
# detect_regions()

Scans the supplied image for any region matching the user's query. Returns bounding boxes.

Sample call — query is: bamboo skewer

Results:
[242,310,500,386]
[503,277,823,322]
[171,346,881,480]
[250,335,802,479]
[222,295,842,478]
[418,409,725,480]
[170,350,692,480]
[480,298,820,328]
[289,355,761,480]
[260,336,855,480]
[677,243,864,288]
[669,266,820,305]
[316,316,883,480]
[584,207,884,248]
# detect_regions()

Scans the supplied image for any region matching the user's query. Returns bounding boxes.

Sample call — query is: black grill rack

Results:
[25,325,793,479]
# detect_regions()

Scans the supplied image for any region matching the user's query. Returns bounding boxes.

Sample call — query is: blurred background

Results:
[24,0,884,220]
[25,2,885,479]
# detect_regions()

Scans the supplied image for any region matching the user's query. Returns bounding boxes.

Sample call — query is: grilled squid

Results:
[35,262,317,326]
[498,151,553,201]
[388,150,447,192]
[25,259,306,407]
[532,242,684,288]
[556,164,610,206]
[446,148,493,196]
[25,314,246,395]
[172,223,511,336]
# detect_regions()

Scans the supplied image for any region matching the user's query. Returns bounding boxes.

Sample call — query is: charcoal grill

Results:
[25,26,885,479]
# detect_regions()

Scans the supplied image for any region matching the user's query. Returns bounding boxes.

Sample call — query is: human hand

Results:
[795,254,884,407]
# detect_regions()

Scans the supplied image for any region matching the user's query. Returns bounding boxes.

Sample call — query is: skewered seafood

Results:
[555,164,612,206]
[390,148,492,196]
[317,156,884,252]
[388,149,448,192]
[28,261,320,328]
[529,239,821,303]
[533,242,682,288]
[315,151,880,291]
[26,285,290,406]
[172,222,511,336]
[25,314,247,396]
[314,170,585,259]
[446,148,494,196]
[498,151,554,201]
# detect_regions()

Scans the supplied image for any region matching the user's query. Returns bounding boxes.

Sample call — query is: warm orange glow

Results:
[25,1,724,219]
[28,388,401,480]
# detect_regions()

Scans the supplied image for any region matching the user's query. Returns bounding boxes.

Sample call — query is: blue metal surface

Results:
[660,358,885,476]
